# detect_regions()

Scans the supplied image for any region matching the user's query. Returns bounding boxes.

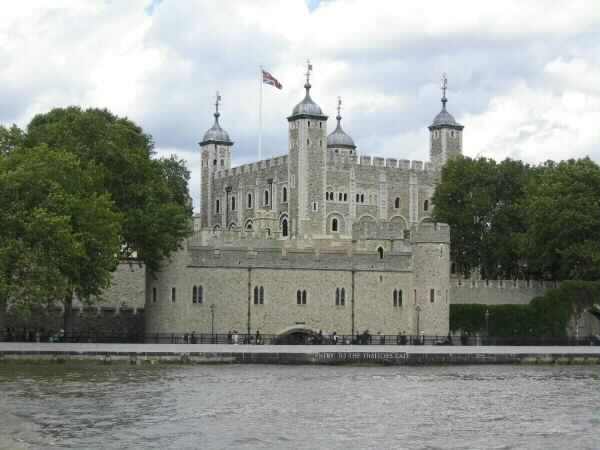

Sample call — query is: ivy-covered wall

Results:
[450,281,600,336]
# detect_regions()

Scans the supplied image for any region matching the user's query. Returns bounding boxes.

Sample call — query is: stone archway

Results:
[276,326,321,345]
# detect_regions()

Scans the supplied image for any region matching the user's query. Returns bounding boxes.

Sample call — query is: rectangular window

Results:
[198,286,203,304]
[430,288,435,303]
[171,287,176,303]
[152,287,157,304]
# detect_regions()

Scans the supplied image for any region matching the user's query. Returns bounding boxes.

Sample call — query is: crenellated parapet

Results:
[214,155,289,179]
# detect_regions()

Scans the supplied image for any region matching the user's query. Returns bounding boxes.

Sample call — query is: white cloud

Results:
[0,0,598,212]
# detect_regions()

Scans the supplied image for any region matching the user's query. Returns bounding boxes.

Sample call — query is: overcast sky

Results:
[2,0,598,212]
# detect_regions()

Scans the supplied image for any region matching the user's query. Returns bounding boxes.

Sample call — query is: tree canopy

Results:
[433,156,599,281]
[0,107,192,335]
[24,107,192,272]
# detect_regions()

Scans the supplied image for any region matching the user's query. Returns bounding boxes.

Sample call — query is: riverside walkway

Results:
[1,342,599,365]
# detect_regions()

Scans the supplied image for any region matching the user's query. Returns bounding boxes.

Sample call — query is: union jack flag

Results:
[262,70,282,90]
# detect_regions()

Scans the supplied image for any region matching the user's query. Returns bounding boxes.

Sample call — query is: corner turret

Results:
[428,73,463,169]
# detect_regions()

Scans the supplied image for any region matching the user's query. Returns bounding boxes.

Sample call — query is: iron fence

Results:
[1,331,598,346]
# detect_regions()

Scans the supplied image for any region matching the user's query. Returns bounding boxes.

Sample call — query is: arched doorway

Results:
[276,327,320,345]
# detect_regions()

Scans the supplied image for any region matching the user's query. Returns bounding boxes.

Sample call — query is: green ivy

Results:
[450,281,600,336]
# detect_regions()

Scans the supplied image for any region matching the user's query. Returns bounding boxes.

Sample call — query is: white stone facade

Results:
[143,74,462,338]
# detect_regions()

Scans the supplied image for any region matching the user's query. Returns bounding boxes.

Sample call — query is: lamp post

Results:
[416,305,422,344]
[210,304,216,343]
[485,309,490,341]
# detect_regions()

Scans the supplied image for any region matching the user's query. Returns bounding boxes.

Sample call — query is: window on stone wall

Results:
[220,159,224,167]
[192,286,197,304]
[152,287,157,304]
[335,288,340,305]
[254,286,264,305]
[430,288,435,303]
[213,159,217,166]
[377,247,384,259]
[340,288,345,306]
[264,190,269,206]
[331,218,338,232]
[231,196,236,211]
[281,218,289,237]
[297,289,307,305]
[338,192,343,201]
[343,193,347,202]
[424,200,429,211]
[282,186,287,203]
[171,287,176,303]
[247,193,252,209]
[395,197,400,209]
[356,194,360,202]
[216,199,220,213]
[198,286,203,304]
[393,289,403,307]
[312,202,318,212]
[361,194,365,203]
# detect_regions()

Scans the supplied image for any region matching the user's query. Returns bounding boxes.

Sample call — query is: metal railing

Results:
[1,331,598,346]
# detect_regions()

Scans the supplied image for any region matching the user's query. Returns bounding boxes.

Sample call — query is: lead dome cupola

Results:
[429,73,463,131]
[289,61,327,119]
[327,97,356,149]
[200,95,233,145]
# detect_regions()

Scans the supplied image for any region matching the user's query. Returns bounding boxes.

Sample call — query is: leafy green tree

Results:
[24,107,192,272]
[0,145,121,336]
[519,158,600,280]
[432,156,529,279]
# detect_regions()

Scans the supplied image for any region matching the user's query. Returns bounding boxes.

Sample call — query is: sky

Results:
[1,0,598,212]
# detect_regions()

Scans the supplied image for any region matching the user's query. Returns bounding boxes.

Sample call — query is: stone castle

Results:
[144,66,465,340]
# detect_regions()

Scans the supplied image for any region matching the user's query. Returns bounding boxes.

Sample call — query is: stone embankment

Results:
[1,343,599,366]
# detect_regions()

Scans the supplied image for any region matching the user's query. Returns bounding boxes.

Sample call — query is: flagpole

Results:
[258,65,263,162]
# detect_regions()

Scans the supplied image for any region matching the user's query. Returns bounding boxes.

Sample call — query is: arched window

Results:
[377,247,384,259]
[259,286,264,304]
[198,286,203,304]
[254,286,259,304]
[397,289,402,306]
[192,286,197,304]
[245,220,253,230]
[282,187,287,203]
[338,192,343,201]
[264,190,269,206]
[216,199,220,213]
[213,159,217,166]
[247,193,252,209]
[360,194,365,203]
[356,194,360,202]
[393,289,397,307]
[231,196,236,211]
[281,218,289,237]
[302,290,307,304]
[394,197,400,209]
[297,290,302,305]
[340,288,345,306]
[343,193,347,202]
[331,218,338,232]
[424,200,429,211]
[335,288,340,305]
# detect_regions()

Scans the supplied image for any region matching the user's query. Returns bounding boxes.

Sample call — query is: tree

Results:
[519,158,600,280]
[24,107,193,272]
[432,156,529,279]
[0,144,121,336]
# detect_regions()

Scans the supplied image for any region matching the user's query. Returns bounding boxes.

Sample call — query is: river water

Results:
[0,363,598,449]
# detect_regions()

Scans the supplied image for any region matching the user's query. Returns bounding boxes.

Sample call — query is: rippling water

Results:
[0,363,598,449]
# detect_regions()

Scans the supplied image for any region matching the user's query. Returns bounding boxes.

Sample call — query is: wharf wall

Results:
[1,344,599,366]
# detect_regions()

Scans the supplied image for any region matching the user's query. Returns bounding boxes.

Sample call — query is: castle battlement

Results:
[452,278,558,290]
